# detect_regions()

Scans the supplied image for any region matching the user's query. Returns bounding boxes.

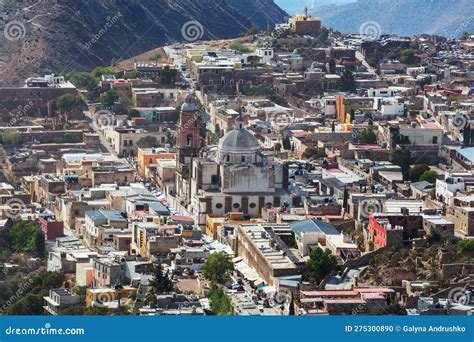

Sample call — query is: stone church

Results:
[175,94,289,227]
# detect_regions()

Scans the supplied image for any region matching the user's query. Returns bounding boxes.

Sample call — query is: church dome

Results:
[181,92,197,112]
[218,128,261,153]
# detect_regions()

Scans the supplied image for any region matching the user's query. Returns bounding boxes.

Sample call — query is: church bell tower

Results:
[175,93,201,202]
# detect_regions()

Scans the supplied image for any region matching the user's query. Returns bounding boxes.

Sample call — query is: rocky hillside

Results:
[0,0,287,86]
[316,0,474,37]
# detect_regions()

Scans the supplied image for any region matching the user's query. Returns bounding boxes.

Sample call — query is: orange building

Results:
[335,95,346,123]
[137,147,175,177]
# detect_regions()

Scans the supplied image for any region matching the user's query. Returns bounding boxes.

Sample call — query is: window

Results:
[233,203,240,209]
[249,203,257,209]
[226,155,230,162]
[216,203,223,209]
[187,134,193,146]
[211,175,219,185]
[241,156,245,163]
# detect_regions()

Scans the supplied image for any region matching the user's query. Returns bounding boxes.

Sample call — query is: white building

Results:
[256,48,274,64]
[436,171,473,205]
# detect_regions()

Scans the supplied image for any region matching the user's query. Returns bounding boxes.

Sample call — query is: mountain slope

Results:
[316,0,474,37]
[227,0,288,29]
[0,0,286,86]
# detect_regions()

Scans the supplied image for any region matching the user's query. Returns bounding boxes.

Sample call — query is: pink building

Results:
[38,217,64,241]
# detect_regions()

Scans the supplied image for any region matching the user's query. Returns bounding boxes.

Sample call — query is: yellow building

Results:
[86,287,137,308]
[205,213,260,240]
[288,14,321,36]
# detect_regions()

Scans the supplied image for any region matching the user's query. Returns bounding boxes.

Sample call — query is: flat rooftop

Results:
[239,225,298,270]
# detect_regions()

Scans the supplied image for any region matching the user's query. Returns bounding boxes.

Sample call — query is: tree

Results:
[63,132,74,143]
[409,164,430,182]
[101,89,119,109]
[458,239,474,253]
[114,97,132,115]
[390,147,412,181]
[305,247,337,284]
[91,66,115,78]
[340,70,356,93]
[128,109,141,118]
[7,222,38,253]
[137,136,159,148]
[149,52,162,62]
[202,252,234,285]
[229,42,251,53]
[317,27,329,46]
[359,126,377,144]
[160,66,177,84]
[1,129,22,146]
[302,147,326,160]
[57,94,80,114]
[149,263,173,294]
[400,49,418,65]
[7,294,44,315]
[146,288,158,309]
[282,136,291,150]
[209,286,232,315]
[328,58,336,74]
[68,72,98,92]
[419,170,438,184]
[61,305,86,315]
[34,230,46,258]
[240,27,258,37]
[427,228,441,243]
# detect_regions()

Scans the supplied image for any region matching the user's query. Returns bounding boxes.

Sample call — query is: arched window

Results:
[187,134,193,146]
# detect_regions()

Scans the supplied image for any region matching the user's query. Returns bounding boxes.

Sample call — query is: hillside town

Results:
[1,12,474,317]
